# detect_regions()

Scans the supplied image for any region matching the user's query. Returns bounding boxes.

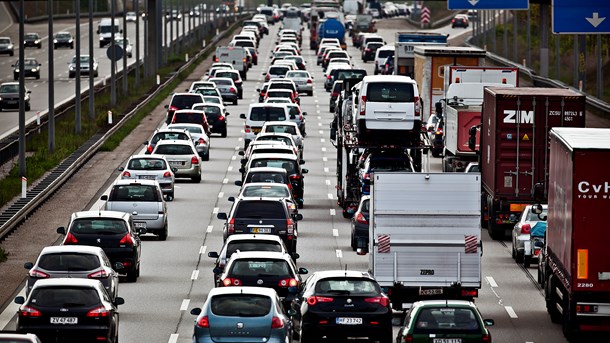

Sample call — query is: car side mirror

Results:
[143,140,149,145]
[240,158,247,164]
[164,104,169,109]
[114,297,125,306]
[217,213,228,220]
[234,180,243,186]
[137,228,147,235]
[301,168,308,174]
[299,160,305,165]
[114,262,125,270]
[225,112,230,116]
[298,267,308,275]
[190,308,202,315]
[239,167,245,173]
[15,296,25,305]
[294,213,303,221]
[238,151,245,156]
[256,88,260,92]
[172,167,178,173]
[291,252,300,260]
[185,89,189,92]
[208,251,219,258]
[228,196,235,202]
[56,227,66,235]
[101,195,108,201]
[213,267,223,275]
[24,262,33,269]
[287,309,297,316]
[483,319,494,327]
[302,112,308,116]
[118,166,125,171]
[240,113,246,119]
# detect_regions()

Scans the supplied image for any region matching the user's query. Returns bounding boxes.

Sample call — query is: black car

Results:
[362,42,383,62]
[15,278,124,343]
[289,270,392,342]
[196,103,227,137]
[164,92,205,124]
[57,211,143,282]
[452,14,469,28]
[53,31,74,49]
[217,197,302,253]
[382,56,394,75]
[0,82,31,111]
[13,58,41,80]
[325,68,367,92]
[24,33,42,49]
[350,195,370,252]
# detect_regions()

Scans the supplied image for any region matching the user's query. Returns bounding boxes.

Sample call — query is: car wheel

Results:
[515,250,524,263]
[233,99,238,106]
[9,51,14,56]
[126,267,138,283]
[203,152,210,161]
[54,44,57,49]
[25,102,31,111]
[221,129,227,138]
[511,244,516,259]
[307,90,313,96]
[13,74,17,81]
[523,257,531,268]
[36,74,40,80]
[192,174,201,183]
[351,232,357,251]
[94,71,99,77]
[158,225,168,241]
[166,193,174,201]
[69,73,75,78]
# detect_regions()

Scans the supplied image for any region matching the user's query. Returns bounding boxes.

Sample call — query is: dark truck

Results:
[477,88,586,239]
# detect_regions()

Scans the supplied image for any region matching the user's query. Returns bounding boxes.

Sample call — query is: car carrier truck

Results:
[367,172,482,310]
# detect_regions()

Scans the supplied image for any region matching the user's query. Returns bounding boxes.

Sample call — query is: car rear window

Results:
[128,158,167,170]
[370,157,412,172]
[109,184,160,202]
[288,71,308,78]
[70,218,128,234]
[413,308,480,333]
[194,88,220,96]
[267,91,291,98]
[377,49,394,58]
[249,107,286,121]
[246,172,287,183]
[170,125,203,134]
[211,294,272,317]
[226,240,283,256]
[154,144,194,155]
[235,201,287,219]
[269,83,295,91]
[264,125,296,135]
[38,253,101,271]
[366,82,414,102]
[171,95,202,109]
[212,79,232,86]
[242,185,290,197]
[250,159,296,173]
[335,70,367,81]
[315,278,379,295]
[229,259,290,276]
[215,72,238,81]
[269,67,289,75]
[151,132,190,144]
[30,287,100,307]
[256,136,292,146]
[328,52,347,58]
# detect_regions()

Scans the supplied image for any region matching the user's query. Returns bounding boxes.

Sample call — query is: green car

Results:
[396,300,494,343]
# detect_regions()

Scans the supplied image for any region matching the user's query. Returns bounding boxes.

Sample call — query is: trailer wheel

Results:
[546,275,562,323]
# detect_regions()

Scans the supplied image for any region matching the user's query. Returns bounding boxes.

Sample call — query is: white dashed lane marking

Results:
[199,246,207,255]
[218,192,224,198]
[206,225,213,233]
[326,180,331,186]
[336,250,343,258]
[180,299,190,311]
[332,229,338,236]
[191,270,199,280]
[213,207,219,214]
[505,306,518,318]
[330,209,336,216]
[486,276,498,288]
[324,167,330,173]
[223,178,228,184]
[328,193,333,199]
[168,334,179,343]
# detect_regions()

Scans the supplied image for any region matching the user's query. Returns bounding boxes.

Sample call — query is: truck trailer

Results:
[393,32,447,78]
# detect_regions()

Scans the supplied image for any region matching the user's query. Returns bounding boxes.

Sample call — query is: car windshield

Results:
[170,125,203,134]
[235,201,286,219]
[264,125,296,135]
[199,106,220,115]
[243,185,290,197]
[38,253,101,272]
[154,144,194,155]
[249,107,286,121]
[72,56,91,63]
[226,241,283,256]
[525,208,547,221]
[256,136,292,146]
[172,95,203,109]
[21,59,39,66]
[229,259,290,276]
[128,158,167,170]
[413,308,481,334]
[29,287,100,307]
[366,82,414,102]
[56,33,71,39]
[211,294,272,317]
[70,218,128,234]
[25,34,38,39]
[288,72,308,78]
[0,38,10,44]
[151,132,190,144]
[315,278,379,295]
[378,50,394,58]
[109,184,160,202]
[213,79,232,86]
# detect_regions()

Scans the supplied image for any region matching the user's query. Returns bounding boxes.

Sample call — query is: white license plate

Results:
[419,288,443,296]
[251,228,271,234]
[169,161,183,166]
[134,222,147,229]
[433,339,462,343]
[6,100,17,104]
[50,317,78,325]
[336,317,362,325]
[139,175,156,180]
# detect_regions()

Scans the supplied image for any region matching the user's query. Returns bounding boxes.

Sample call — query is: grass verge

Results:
[0,247,8,263]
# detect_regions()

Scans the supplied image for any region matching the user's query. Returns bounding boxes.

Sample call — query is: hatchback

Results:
[209,77,239,105]
[190,103,228,137]
[119,155,176,200]
[168,123,210,161]
[0,37,14,56]
[0,82,31,111]
[361,42,383,62]
[286,70,313,96]
[254,133,300,157]
[164,92,205,124]
[330,80,343,112]
[265,89,298,104]
[56,211,142,282]
[190,287,294,343]
[152,140,202,183]
[452,14,469,28]
[240,104,289,148]
[15,279,124,343]
[24,245,120,300]
[235,167,291,192]
[396,300,494,343]
[213,70,244,99]
[260,121,304,157]
[240,144,297,168]
[169,110,211,137]
[144,128,192,155]
[263,65,290,82]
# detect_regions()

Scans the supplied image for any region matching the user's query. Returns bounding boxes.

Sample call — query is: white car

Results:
[114,37,133,58]
[512,204,548,264]
[285,70,313,96]
[260,121,304,158]
[125,12,138,22]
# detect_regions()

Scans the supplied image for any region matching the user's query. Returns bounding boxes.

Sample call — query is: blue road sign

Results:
[448,0,529,10]
[553,0,610,34]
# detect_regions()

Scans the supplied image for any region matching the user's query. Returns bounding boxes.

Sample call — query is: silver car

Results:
[285,70,314,96]
[511,204,548,263]
[152,140,202,182]
[119,155,176,200]
[101,179,169,240]
[114,37,133,58]
[260,121,304,158]
[168,123,210,161]
[68,55,99,78]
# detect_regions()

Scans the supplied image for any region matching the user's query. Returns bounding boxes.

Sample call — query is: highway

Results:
[2,14,604,343]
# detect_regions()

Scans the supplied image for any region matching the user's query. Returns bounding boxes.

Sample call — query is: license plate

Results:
[419,288,443,296]
[433,339,462,343]
[169,161,183,166]
[134,222,147,229]
[6,100,17,104]
[50,317,78,325]
[251,228,271,234]
[252,128,262,134]
[336,317,362,325]
[139,175,156,180]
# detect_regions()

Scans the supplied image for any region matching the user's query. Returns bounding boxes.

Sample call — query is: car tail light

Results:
[359,96,366,117]
[461,289,478,297]
[363,173,370,180]
[230,87,237,93]
[122,171,131,177]
[168,105,179,112]
[289,175,301,180]
[191,156,199,165]
[326,75,331,80]
[86,306,110,317]
[452,19,456,23]
[271,316,284,329]
[163,171,172,178]
[198,138,206,145]
[119,234,134,246]
[331,91,339,98]
[520,224,531,234]
[299,114,303,121]
[365,48,370,52]
[29,269,50,278]
[196,315,209,328]
[64,232,78,244]
[307,296,333,306]
[435,128,443,135]
[355,212,368,225]
[222,277,242,286]
[147,145,153,153]
[278,278,298,287]
[286,219,295,237]
[228,218,235,234]
[414,96,420,118]
[482,333,492,342]
[265,74,270,81]
[245,125,251,133]
[402,334,414,343]
[19,306,42,318]
[364,296,389,307]
[243,58,247,63]
[88,269,109,279]
[534,249,541,256]
[576,304,599,314]
[307,78,312,84]
[218,115,225,121]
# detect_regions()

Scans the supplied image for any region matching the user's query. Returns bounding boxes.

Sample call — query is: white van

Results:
[97,18,122,48]
[373,45,395,75]
[353,75,420,144]
[215,46,248,79]
[239,104,290,148]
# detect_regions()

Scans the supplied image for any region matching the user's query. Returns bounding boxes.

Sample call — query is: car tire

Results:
[351,233,357,251]
[221,129,227,138]
[192,174,201,183]
[523,257,531,268]
[158,225,168,241]
[36,74,40,80]
[9,51,14,56]
[25,102,31,111]
[233,99,238,106]
[307,90,313,96]
[166,193,174,201]
[54,44,57,49]
[13,74,17,81]
[511,244,516,259]
[69,73,75,78]
[94,71,99,77]
[515,250,524,263]
[203,152,210,161]
[126,267,138,282]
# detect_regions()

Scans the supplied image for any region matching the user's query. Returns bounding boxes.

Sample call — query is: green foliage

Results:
[0,247,8,263]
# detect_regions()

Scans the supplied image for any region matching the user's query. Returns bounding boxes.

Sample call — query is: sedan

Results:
[68,55,99,78]
[24,32,42,49]
[15,279,124,343]
[512,204,548,264]
[0,37,14,56]
[114,36,133,58]
[119,155,176,200]
[168,123,211,161]
[125,11,137,22]
[285,70,313,96]
[209,77,238,105]
[396,300,494,343]
[191,103,228,138]
[452,14,469,28]
[0,82,31,111]
[13,58,41,80]
[53,31,74,49]
[152,140,202,182]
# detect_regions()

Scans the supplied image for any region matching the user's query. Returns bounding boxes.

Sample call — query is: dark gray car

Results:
[0,82,31,111]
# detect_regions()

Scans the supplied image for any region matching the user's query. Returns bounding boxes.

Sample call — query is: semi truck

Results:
[440,66,519,171]
[393,32,447,78]
[537,128,610,339]
[368,172,482,310]
[478,88,586,239]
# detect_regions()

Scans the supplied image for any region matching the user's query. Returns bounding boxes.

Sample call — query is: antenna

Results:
[344,264,348,276]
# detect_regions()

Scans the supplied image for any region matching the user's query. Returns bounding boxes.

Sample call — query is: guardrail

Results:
[0,13,249,241]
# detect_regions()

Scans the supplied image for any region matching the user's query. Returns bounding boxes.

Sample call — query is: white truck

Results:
[214,46,248,79]
[368,172,482,310]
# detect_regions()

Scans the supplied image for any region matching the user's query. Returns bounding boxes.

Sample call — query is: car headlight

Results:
[53,39,58,43]
[35,40,40,44]
[0,97,2,101]
[15,68,19,72]
[69,39,73,43]
[69,65,75,70]
[32,67,39,71]
[99,37,104,41]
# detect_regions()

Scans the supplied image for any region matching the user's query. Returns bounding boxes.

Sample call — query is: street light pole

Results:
[18,0,25,177]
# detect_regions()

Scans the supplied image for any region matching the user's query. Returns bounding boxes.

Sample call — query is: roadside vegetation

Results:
[0,247,7,263]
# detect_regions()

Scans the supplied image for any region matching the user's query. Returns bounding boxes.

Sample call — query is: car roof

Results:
[155,139,194,146]
[263,121,298,127]
[249,153,299,161]
[225,233,285,244]
[362,75,416,84]
[242,182,291,190]
[413,299,476,308]
[247,167,288,174]
[312,270,374,279]
[208,286,278,297]
[249,103,288,109]
[168,123,205,128]
[40,245,104,255]
[229,250,292,260]
[71,210,129,220]
[31,278,103,288]
[112,179,159,186]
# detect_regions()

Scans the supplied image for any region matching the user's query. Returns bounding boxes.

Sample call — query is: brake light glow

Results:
[122,171,131,177]
[265,74,270,81]
[286,219,295,237]
[163,171,172,178]
[331,92,339,98]
[359,96,366,117]
[19,306,42,317]
[191,156,199,165]
[245,125,251,133]
[520,224,531,234]
[88,270,109,279]
[86,306,110,317]
[364,296,389,307]
[147,145,153,153]
[198,138,206,145]
[402,334,414,342]
[168,106,179,112]
[576,304,598,314]
[29,269,50,278]
[414,96,420,118]
[289,175,301,180]
[271,316,284,329]
[461,289,478,297]
[327,75,331,80]
[355,212,368,225]
[363,173,370,180]
[307,79,312,84]
[307,296,333,306]
[119,234,134,246]
[482,333,491,342]
[64,232,78,244]
[229,87,237,93]
[197,315,209,328]
[228,218,235,234]
[218,115,225,121]
[278,278,298,287]
[222,277,242,286]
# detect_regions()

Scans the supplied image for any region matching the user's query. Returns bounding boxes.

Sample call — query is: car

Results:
[0,82,31,111]
[373,45,394,75]
[186,81,216,93]
[395,300,494,343]
[323,50,350,70]
[13,58,41,80]
[359,150,414,195]
[324,65,352,91]
[361,41,383,62]
[235,167,292,193]
[265,97,292,104]
[190,287,294,343]
[464,162,480,173]
[118,154,176,200]
[215,251,307,308]
[426,114,440,134]
[284,103,307,137]
[265,89,298,104]
[452,14,469,28]
[245,46,259,65]
[236,183,297,208]
[191,103,228,137]
[283,55,306,70]
[316,45,340,65]
[289,270,392,342]
[144,128,192,155]
[512,204,548,264]
[217,197,303,252]
[285,70,313,96]
[326,68,367,93]
[382,56,394,75]
[209,77,239,105]
[192,86,222,99]
[0,333,41,342]
[267,79,299,100]
[330,80,343,112]
[53,31,74,49]
[168,122,210,160]
[114,36,133,58]
[24,32,42,49]
[260,121,304,157]
[125,11,138,22]
[166,9,182,20]
[56,211,143,282]
[430,117,444,157]
[68,55,99,78]
[24,245,120,300]
[0,37,14,56]
[254,133,300,156]
[350,195,370,251]
[213,69,244,99]
[240,142,297,163]
[164,92,205,124]
[257,82,270,102]
[240,104,290,148]
[263,65,291,82]
[152,140,202,182]
[15,279,124,342]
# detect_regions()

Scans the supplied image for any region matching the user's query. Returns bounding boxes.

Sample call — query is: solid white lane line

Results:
[326,179,331,186]
[336,250,343,258]
[207,225,213,233]
[486,276,498,288]
[328,193,333,199]
[324,167,330,173]
[213,207,219,214]
[505,306,518,318]
[323,157,328,162]
[218,192,224,198]
[199,246,207,255]
[180,299,190,311]
[223,178,228,184]
[191,270,199,280]
[168,334,179,343]
[333,229,338,237]
[330,209,336,216]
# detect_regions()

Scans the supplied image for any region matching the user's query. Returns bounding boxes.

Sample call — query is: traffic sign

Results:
[421,6,430,24]
[552,0,610,34]
[106,45,123,61]
[448,0,528,10]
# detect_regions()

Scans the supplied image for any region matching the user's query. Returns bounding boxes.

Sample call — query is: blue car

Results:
[190,287,295,343]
